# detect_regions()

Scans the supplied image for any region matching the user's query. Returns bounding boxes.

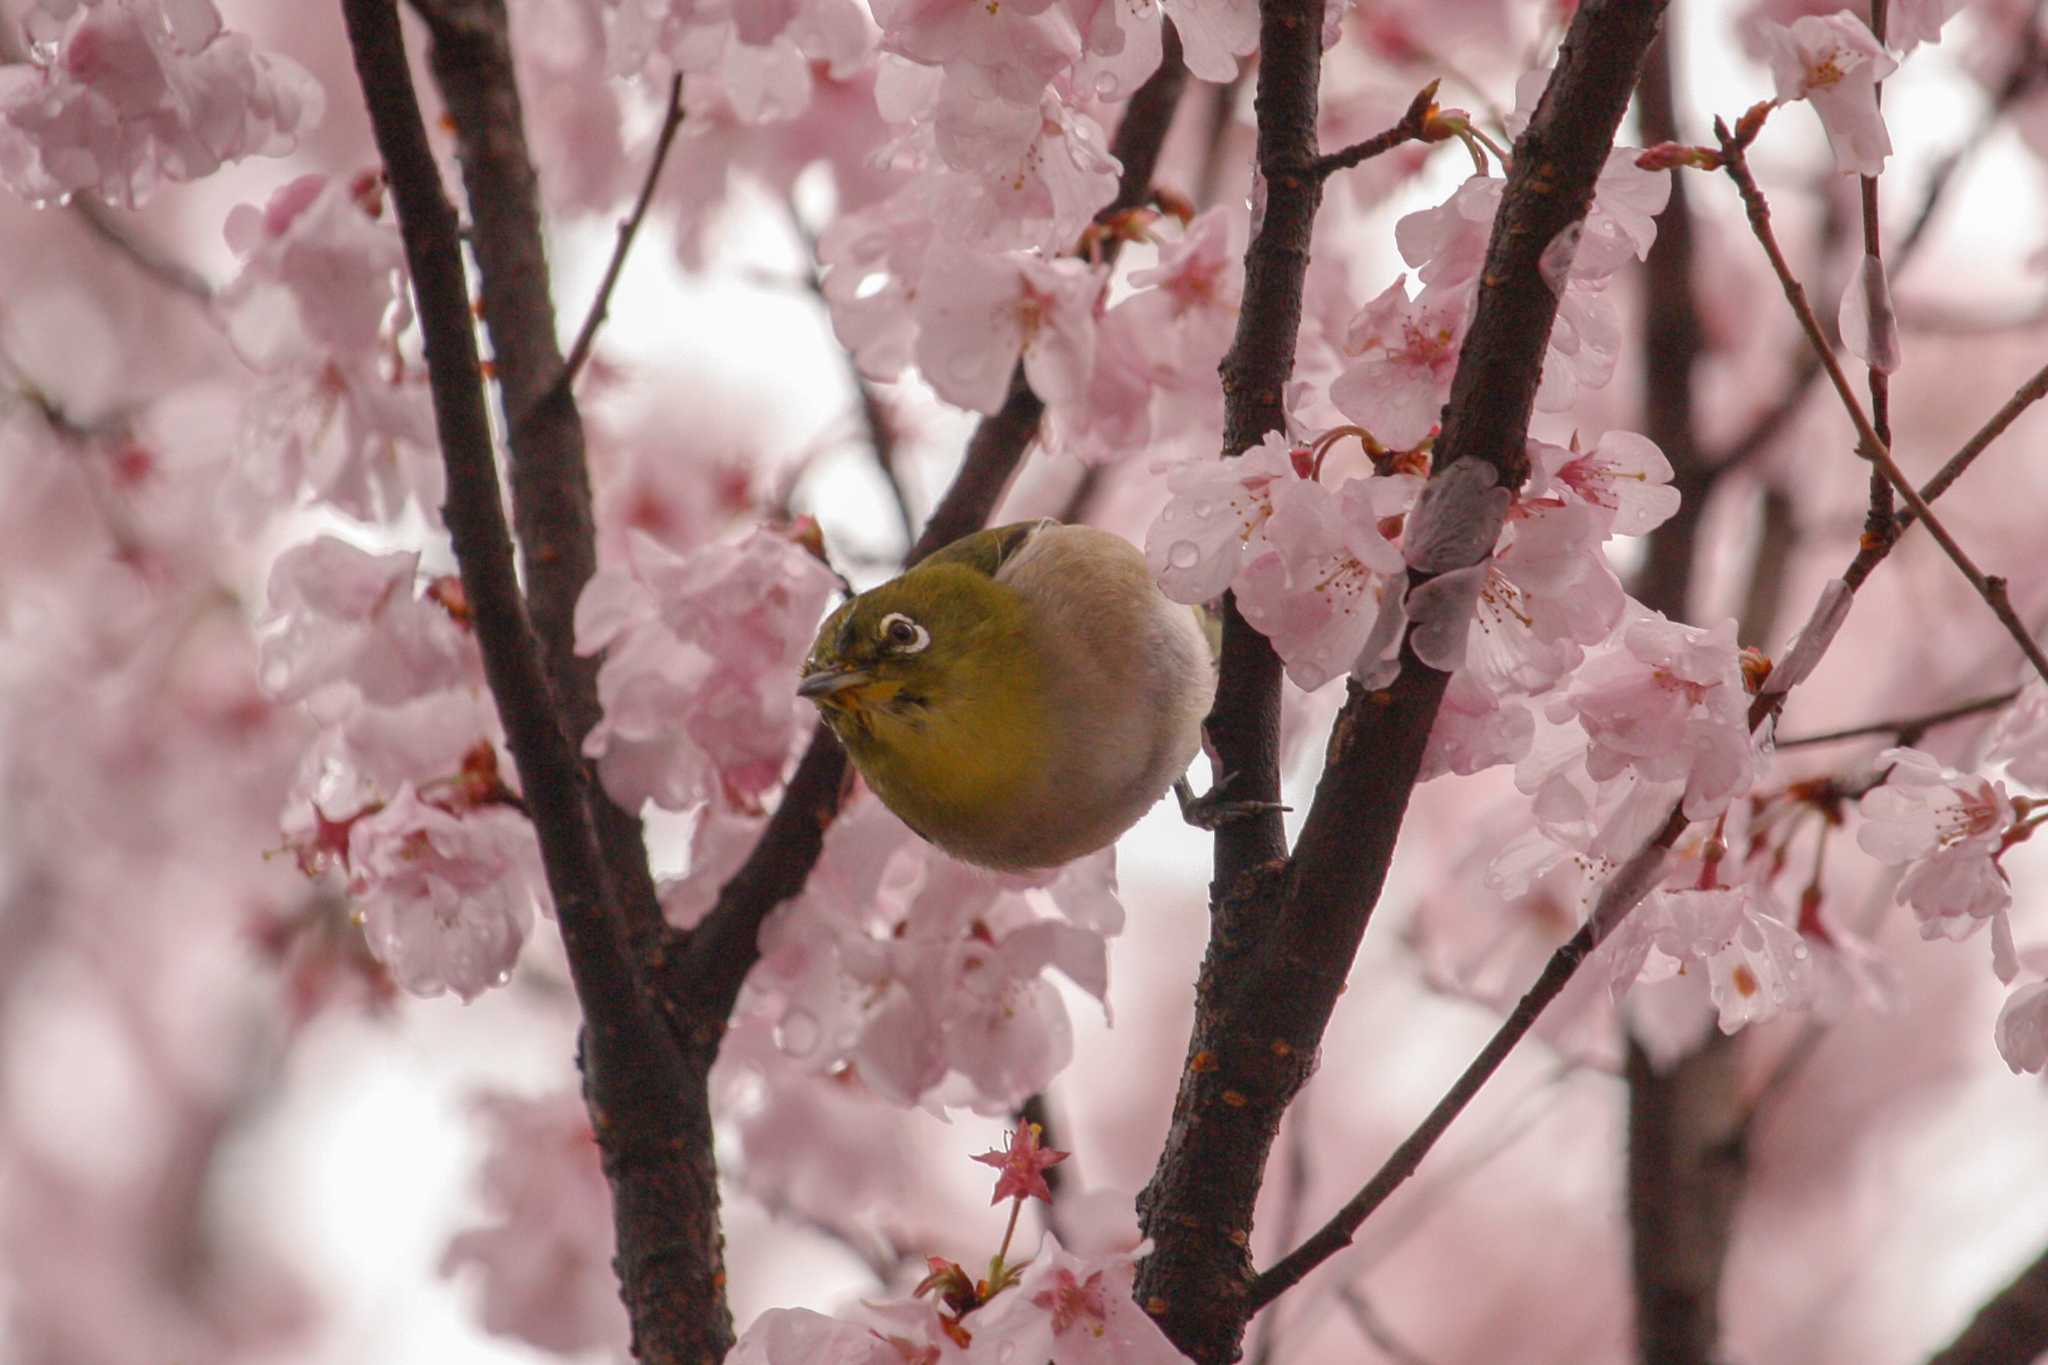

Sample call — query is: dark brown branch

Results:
[1633,21,1710,620]
[1134,5,1668,1360]
[559,73,686,395]
[407,0,667,953]
[1133,0,1328,1344]
[1929,1241,2048,1365]
[1775,687,2022,749]
[339,5,719,1363]
[672,37,1195,1025]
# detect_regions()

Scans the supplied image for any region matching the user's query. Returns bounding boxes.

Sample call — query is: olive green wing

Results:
[912,519,1053,579]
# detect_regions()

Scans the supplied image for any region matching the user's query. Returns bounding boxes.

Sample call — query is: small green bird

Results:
[797,519,1217,871]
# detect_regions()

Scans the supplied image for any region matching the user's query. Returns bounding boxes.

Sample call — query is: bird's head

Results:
[797,563,1024,735]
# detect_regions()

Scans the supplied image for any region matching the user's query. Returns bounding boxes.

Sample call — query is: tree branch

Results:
[406,0,667,954]
[339,4,719,1361]
[1774,687,2021,749]
[1134,5,1666,1360]
[558,73,686,397]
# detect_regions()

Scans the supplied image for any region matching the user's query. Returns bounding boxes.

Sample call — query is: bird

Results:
[797,519,1218,871]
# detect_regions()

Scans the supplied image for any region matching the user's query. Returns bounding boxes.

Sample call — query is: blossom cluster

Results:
[0,0,321,207]
[711,795,1126,1113]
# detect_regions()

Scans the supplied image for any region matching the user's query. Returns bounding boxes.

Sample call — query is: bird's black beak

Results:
[797,665,872,701]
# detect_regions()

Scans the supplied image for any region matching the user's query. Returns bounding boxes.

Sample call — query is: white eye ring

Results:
[879,612,930,654]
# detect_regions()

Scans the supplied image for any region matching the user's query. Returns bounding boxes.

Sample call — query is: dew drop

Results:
[1791,944,1810,961]
[1093,71,1121,99]
[775,1008,821,1058]
[1191,500,1215,518]
[1167,540,1201,570]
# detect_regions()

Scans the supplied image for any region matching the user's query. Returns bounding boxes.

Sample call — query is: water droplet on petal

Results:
[1094,71,1121,99]
[1168,540,1201,570]
[775,1008,821,1058]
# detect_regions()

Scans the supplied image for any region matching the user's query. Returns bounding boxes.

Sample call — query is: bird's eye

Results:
[879,612,930,654]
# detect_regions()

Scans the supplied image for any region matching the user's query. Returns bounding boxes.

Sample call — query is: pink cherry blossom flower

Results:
[1597,884,1816,1032]
[440,1090,626,1355]
[216,174,442,529]
[971,1121,1069,1205]
[1145,430,1309,604]
[1233,474,1406,690]
[257,536,474,708]
[1888,0,1969,54]
[1995,979,2048,1074]
[1858,747,2020,977]
[577,526,840,812]
[0,0,322,207]
[729,1307,930,1365]
[912,244,1101,415]
[1988,680,2048,790]
[346,786,545,1002]
[1553,609,1755,820]
[1760,12,1897,175]
[871,0,1082,104]
[1530,431,1681,537]
[1328,274,1467,450]
[963,1234,1183,1364]
[1161,0,1258,83]
[1466,500,1626,695]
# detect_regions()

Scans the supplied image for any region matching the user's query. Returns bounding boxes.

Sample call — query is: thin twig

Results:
[1858,0,1896,545]
[557,73,685,396]
[1711,4,2043,475]
[788,202,915,546]
[1305,81,1440,180]
[1908,359,2048,521]
[1774,688,2022,749]
[1717,119,2048,690]
[1333,1284,1438,1365]
[68,197,214,302]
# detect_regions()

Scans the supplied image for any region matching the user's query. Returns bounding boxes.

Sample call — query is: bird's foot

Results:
[1174,773,1290,831]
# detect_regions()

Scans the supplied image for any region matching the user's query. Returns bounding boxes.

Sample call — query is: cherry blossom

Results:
[1857,747,2020,979]
[1551,609,1755,820]
[576,525,841,811]
[1329,274,1466,449]
[1233,472,1407,690]
[748,807,1120,1110]
[971,1120,1069,1204]
[912,244,1102,415]
[256,536,473,710]
[1994,979,2048,1075]
[1146,429,1309,603]
[1988,680,2048,790]
[961,1235,1183,1364]
[1529,430,1681,537]
[1760,11,1896,175]
[440,1089,626,1354]
[0,0,321,207]
[215,172,441,529]
[346,785,546,1002]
